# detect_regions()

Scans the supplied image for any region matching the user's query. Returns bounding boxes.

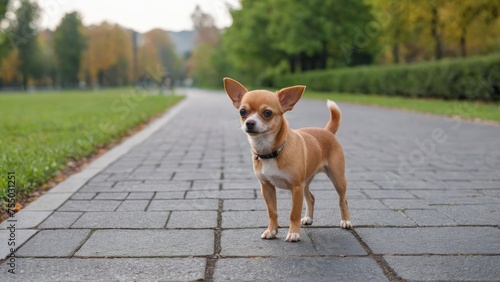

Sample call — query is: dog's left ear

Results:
[224,77,248,108]
[277,85,306,112]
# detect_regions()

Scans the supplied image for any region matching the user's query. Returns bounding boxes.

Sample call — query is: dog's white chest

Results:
[256,159,290,189]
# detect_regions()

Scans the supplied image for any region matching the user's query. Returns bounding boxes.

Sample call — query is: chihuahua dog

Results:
[224,78,352,242]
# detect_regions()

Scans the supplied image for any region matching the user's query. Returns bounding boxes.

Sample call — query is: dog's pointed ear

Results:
[224,77,248,108]
[276,85,306,112]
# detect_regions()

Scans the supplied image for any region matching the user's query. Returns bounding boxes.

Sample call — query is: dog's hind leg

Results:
[326,159,352,229]
[301,181,315,225]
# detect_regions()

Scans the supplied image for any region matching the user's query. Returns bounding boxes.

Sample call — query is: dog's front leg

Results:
[286,184,304,242]
[260,181,278,239]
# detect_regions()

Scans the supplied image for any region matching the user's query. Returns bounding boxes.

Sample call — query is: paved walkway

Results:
[1,88,500,281]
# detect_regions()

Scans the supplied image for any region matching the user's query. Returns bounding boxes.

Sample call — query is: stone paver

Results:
[0,211,52,229]
[402,209,458,226]
[384,256,500,281]
[221,228,366,256]
[356,227,500,255]
[0,258,206,281]
[58,200,122,212]
[115,200,150,211]
[0,230,37,259]
[75,229,214,257]
[21,193,73,211]
[16,230,90,257]
[94,192,129,200]
[147,199,219,211]
[1,89,499,281]
[70,212,170,228]
[167,211,218,228]
[214,257,387,281]
[38,212,83,228]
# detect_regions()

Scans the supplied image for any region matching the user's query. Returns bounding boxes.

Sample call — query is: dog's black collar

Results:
[254,143,285,160]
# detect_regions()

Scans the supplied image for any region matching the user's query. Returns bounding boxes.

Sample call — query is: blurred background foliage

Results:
[204,0,500,90]
[0,0,499,99]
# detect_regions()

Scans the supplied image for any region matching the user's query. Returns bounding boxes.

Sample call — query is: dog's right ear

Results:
[224,77,248,108]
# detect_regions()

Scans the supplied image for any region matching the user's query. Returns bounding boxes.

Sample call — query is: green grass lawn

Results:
[0,88,183,204]
[305,91,500,122]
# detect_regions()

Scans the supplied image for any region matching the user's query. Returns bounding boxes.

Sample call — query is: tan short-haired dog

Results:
[224,78,352,242]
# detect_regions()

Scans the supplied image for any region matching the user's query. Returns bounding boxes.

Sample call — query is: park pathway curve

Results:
[1,88,499,281]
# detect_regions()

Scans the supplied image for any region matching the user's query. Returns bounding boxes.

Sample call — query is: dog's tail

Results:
[325,100,341,134]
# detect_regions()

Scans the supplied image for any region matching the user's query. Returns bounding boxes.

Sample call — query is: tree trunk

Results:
[393,25,400,63]
[310,53,317,70]
[392,44,400,63]
[300,52,307,72]
[460,27,467,57]
[289,56,296,73]
[320,42,327,69]
[22,72,28,90]
[431,6,444,60]
[132,31,138,84]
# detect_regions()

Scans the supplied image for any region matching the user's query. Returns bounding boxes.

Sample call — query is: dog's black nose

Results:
[246,120,256,130]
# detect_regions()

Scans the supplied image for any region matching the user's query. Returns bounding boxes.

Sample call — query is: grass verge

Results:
[0,88,183,207]
[305,91,500,122]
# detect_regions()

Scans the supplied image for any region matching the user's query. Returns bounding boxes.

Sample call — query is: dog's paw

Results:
[340,220,352,229]
[261,229,278,239]
[301,217,313,225]
[285,233,301,242]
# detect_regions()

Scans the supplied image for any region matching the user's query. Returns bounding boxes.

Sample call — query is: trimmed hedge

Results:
[274,54,500,101]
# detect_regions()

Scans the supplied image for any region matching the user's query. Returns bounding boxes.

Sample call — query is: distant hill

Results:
[168,30,195,56]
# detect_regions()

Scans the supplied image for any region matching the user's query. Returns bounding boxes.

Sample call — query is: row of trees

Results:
[189,0,500,87]
[2,1,499,89]
[0,0,181,89]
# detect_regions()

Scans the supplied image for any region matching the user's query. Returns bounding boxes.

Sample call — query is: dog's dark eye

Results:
[263,110,273,118]
[239,108,248,117]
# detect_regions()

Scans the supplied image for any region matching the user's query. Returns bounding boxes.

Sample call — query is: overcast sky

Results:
[33,0,240,32]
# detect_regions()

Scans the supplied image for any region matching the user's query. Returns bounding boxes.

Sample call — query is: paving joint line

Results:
[350,228,403,282]
[67,212,86,229]
[169,172,176,181]
[11,253,431,259]
[396,209,419,226]
[144,192,156,211]
[34,211,56,229]
[381,253,500,257]
[22,253,500,261]
[69,229,95,258]
[306,231,319,251]
[0,229,41,265]
[204,199,223,281]
[162,211,172,229]
[30,224,499,231]
[114,199,125,212]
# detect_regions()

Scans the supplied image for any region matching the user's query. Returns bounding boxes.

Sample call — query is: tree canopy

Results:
[7,0,41,89]
[0,10,181,88]
[1,1,499,89]
[54,12,86,87]
[190,0,500,87]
